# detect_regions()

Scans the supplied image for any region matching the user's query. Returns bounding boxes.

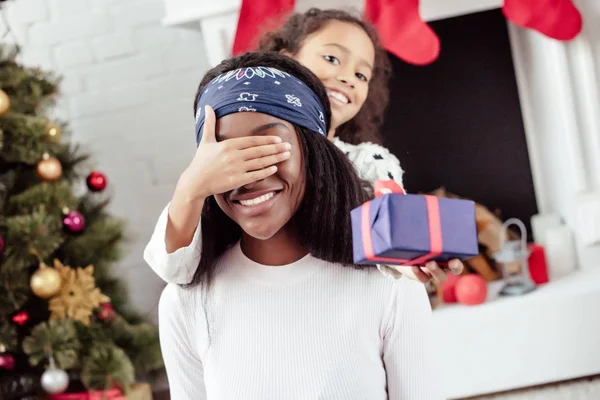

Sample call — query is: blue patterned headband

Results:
[194,66,328,145]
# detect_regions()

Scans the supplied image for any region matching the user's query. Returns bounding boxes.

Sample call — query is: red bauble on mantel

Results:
[86,171,107,192]
[440,273,460,303]
[455,274,488,306]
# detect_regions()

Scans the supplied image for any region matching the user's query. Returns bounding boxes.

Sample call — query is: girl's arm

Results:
[158,284,207,399]
[382,278,444,399]
[143,172,206,285]
[143,201,201,285]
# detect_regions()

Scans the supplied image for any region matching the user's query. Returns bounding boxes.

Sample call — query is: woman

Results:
[158,52,442,399]
[145,8,463,285]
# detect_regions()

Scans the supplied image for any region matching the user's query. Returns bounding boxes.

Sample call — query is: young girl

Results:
[158,51,442,399]
[144,8,463,285]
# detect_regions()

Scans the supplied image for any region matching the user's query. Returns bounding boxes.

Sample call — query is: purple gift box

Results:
[351,191,478,266]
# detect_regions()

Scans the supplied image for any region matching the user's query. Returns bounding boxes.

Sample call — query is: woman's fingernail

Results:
[284,143,292,150]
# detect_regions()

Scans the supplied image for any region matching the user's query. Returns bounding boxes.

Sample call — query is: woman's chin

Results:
[241,223,280,241]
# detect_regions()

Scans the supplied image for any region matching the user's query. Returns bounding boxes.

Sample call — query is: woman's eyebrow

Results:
[251,122,290,134]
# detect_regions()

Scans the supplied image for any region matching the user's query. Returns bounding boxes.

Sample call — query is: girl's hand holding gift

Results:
[407,259,464,283]
[378,260,464,283]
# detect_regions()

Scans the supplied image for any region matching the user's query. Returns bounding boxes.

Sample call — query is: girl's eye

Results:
[356,72,369,82]
[324,55,340,65]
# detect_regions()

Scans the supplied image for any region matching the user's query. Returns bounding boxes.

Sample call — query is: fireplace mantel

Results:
[160,0,600,398]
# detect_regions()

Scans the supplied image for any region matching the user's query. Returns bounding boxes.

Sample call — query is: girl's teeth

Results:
[327,91,349,104]
[239,192,275,206]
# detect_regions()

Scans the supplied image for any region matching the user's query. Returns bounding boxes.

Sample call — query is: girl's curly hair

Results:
[257,8,392,145]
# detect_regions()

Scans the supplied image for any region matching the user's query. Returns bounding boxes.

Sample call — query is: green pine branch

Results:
[22,319,81,369]
[3,205,64,262]
[0,113,64,164]
[8,180,79,215]
[0,54,58,115]
[127,323,163,374]
[0,170,17,210]
[0,265,30,314]
[81,344,135,391]
[0,318,18,351]
[62,217,125,270]
[55,142,90,182]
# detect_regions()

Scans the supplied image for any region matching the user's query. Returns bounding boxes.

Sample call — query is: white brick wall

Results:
[3,0,208,321]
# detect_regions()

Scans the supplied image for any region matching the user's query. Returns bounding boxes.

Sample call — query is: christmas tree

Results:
[0,46,163,398]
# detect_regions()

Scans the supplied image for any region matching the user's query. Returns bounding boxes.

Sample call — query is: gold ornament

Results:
[36,153,62,181]
[48,260,109,326]
[30,261,62,299]
[0,89,10,116]
[47,123,62,142]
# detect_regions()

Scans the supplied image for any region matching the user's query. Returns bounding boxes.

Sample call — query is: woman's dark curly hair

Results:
[257,8,392,145]
[189,52,373,288]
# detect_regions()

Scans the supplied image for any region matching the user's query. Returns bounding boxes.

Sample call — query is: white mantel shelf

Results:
[434,268,600,399]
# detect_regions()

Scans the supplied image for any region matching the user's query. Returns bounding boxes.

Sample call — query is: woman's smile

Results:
[229,188,283,218]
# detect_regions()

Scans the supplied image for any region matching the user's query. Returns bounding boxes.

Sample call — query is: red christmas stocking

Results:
[232,0,296,55]
[502,0,582,41]
[364,0,440,66]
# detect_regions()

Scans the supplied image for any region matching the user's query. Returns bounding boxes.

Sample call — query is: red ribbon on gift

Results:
[361,180,443,265]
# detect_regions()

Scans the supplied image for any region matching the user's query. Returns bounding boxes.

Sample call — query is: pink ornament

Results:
[0,235,4,253]
[63,211,85,233]
[455,274,488,306]
[0,353,15,370]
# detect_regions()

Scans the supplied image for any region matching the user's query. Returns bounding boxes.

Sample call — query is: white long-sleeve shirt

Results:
[144,139,406,284]
[158,242,442,399]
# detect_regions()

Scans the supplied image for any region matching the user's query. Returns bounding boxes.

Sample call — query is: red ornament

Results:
[455,274,488,306]
[365,0,440,65]
[0,235,4,253]
[439,273,460,303]
[63,210,85,233]
[503,0,582,41]
[0,353,15,370]
[528,243,549,285]
[97,302,116,322]
[12,310,29,326]
[86,171,107,192]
